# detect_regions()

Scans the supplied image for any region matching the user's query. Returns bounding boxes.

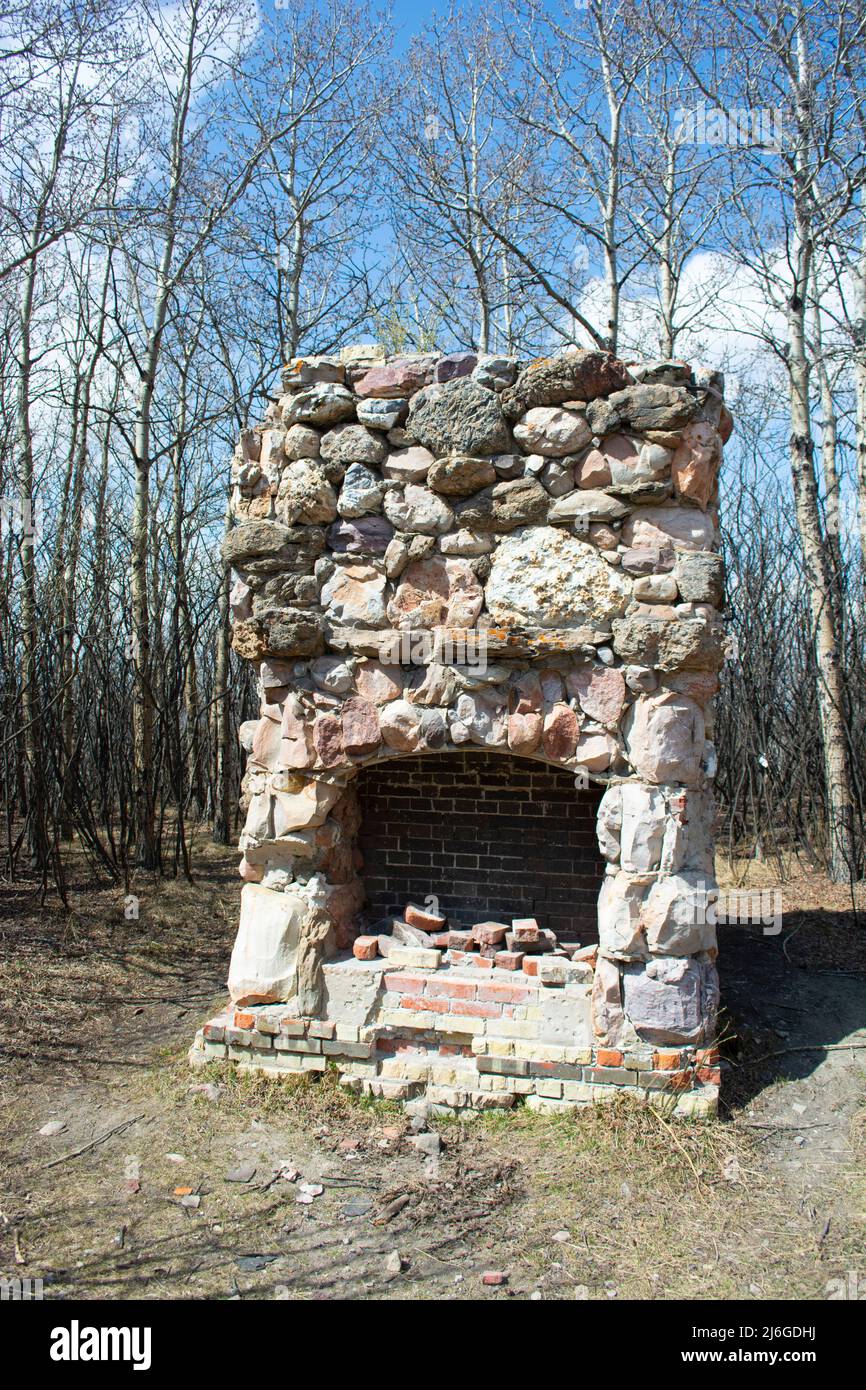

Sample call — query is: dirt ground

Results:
[1,840,864,1302]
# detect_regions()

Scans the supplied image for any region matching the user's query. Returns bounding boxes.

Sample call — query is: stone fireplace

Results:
[191,345,730,1118]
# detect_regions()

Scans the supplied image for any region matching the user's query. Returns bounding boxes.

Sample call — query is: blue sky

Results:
[387,0,480,52]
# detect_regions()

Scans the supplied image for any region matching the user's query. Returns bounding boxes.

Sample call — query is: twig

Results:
[756,1043,866,1060]
[740,1121,832,1130]
[42,1114,145,1169]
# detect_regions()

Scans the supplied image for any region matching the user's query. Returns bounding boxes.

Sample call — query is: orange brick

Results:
[654,1050,684,1070]
[596,1048,623,1067]
[353,935,378,960]
[522,958,540,977]
[234,1010,255,1030]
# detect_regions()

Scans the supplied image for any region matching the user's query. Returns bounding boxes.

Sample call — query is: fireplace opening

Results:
[356,750,604,940]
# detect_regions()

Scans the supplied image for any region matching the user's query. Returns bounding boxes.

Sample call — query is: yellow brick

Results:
[486,1019,538,1039]
[378,1058,408,1079]
[476,1073,512,1092]
[486,1039,515,1058]
[437,1013,485,1035]
[338,1058,378,1077]
[513,1042,564,1062]
[380,1008,435,1029]
[403,1062,432,1084]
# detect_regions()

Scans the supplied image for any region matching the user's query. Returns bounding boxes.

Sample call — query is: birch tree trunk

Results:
[785,24,856,882]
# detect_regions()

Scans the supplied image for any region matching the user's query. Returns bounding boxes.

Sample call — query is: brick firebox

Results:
[356,751,604,938]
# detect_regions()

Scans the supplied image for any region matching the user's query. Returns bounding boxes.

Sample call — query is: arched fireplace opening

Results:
[356,750,603,940]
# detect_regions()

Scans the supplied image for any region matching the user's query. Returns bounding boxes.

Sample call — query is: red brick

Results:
[695,1047,720,1067]
[472,921,509,946]
[667,1069,694,1091]
[234,1010,255,1030]
[476,956,495,970]
[696,1066,721,1085]
[402,994,449,1013]
[522,957,540,977]
[453,999,501,1018]
[494,951,525,971]
[481,1270,508,1286]
[447,930,475,950]
[405,902,447,932]
[596,1048,623,1067]
[448,949,471,964]
[477,982,531,1004]
[426,978,476,1001]
[511,918,540,943]
[430,932,451,949]
[384,972,427,994]
[353,935,379,960]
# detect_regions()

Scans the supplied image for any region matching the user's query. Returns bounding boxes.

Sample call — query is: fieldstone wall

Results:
[191,344,730,1118]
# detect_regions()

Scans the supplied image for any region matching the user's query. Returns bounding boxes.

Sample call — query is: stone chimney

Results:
[192,346,730,1118]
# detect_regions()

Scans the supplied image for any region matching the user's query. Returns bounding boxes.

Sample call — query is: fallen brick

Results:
[405,902,447,932]
[494,950,525,971]
[472,921,509,946]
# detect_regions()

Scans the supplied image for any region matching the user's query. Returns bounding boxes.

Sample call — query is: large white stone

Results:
[337,463,385,518]
[379,698,423,751]
[597,782,667,872]
[228,884,307,1004]
[622,505,716,552]
[271,779,342,835]
[320,565,388,627]
[276,460,337,525]
[640,872,719,956]
[597,871,650,960]
[485,526,631,628]
[383,484,454,534]
[625,692,706,786]
[512,406,591,456]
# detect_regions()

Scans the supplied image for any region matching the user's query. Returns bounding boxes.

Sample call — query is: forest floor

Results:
[1,840,865,1302]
